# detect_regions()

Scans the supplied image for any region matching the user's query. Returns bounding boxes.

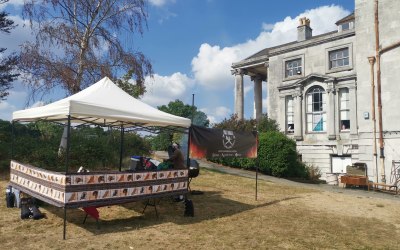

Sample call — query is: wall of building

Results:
[266,33,358,178]
[267,34,356,123]
[355,0,400,183]
[238,0,400,182]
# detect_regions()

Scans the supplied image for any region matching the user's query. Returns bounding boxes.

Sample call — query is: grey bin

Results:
[130,158,140,171]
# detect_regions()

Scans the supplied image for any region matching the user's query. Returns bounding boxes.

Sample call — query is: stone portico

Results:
[231,63,267,121]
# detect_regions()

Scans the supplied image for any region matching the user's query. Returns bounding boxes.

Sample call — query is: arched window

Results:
[306,86,326,132]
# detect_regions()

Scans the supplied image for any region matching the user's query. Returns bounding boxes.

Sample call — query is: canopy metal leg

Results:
[255,156,259,201]
[119,126,124,172]
[142,199,159,218]
[63,207,67,240]
[256,165,258,201]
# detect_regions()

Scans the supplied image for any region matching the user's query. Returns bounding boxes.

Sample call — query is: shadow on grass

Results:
[204,167,229,174]
[285,177,326,185]
[43,191,301,237]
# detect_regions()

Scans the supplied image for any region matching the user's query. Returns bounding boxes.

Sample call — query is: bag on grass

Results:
[184,199,194,217]
[6,185,15,208]
[30,204,44,220]
[20,198,32,219]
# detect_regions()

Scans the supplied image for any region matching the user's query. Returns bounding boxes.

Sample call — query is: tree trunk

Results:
[58,125,69,157]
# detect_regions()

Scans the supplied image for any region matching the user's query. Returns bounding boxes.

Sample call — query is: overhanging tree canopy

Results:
[0,1,19,101]
[19,0,153,101]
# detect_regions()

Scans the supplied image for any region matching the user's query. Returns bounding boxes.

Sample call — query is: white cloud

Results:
[262,23,275,31]
[205,115,217,125]
[215,106,231,117]
[191,44,239,90]
[0,89,27,121]
[200,106,231,125]
[191,5,350,90]
[148,0,176,7]
[31,101,45,108]
[156,9,177,24]
[0,0,24,10]
[243,82,253,97]
[263,97,268,113]
[141,72,195,107]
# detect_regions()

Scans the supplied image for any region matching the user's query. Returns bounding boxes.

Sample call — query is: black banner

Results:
[189,125,257,159]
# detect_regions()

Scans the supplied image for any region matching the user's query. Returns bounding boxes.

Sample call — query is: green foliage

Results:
[0,120,151,172]
[147,133,172,151]
[158,99,209,127]
[213,114,279,133]
[151,99,210,150]
[257,114,280,133]
[3,121,64,171]
[193,111,209,127]
[0,9,19,100]
[213,114,256,131]
[65,127,151,170]
[258,131,306,177]
[114,69,145,98]
[305,164,322,182]
[211,157,256,171]
[0,120,12,171]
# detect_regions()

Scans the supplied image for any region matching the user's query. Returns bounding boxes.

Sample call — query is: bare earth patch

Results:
[1,168,399,249]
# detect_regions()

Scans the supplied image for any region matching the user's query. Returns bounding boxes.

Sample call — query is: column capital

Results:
[250,74,266,82]
[326,86,336,94]
[293,87,303,98]
[348,85,357,90]
[367,56,376,65]
[293,91,303,98]
[326,81,336,94]
[231,68,247,75]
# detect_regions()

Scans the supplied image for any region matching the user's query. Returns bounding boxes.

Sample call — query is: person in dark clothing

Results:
[167,143,186,170]
[167,144,174,158]
[167,143,187,202]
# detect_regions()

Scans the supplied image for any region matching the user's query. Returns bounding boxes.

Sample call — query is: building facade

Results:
[231,0,400,183]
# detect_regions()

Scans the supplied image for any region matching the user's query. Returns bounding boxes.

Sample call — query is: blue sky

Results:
[0,0,354,124]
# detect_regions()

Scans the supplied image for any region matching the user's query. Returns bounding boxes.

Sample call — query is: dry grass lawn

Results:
[1,168,400,249]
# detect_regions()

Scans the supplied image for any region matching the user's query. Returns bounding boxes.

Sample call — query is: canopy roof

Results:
[13,77,191,128]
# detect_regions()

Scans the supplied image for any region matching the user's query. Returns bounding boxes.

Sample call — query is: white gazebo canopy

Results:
[12,77,191,128]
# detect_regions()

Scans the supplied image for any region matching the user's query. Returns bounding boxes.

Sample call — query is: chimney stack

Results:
[297,17,312,42]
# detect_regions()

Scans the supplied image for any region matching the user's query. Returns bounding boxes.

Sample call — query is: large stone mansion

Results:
[231,0,400,184]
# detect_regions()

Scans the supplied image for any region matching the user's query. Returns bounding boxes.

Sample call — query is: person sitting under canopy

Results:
[167,143,187,170]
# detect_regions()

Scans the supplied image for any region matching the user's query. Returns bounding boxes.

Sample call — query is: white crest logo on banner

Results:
[222,130,236,149]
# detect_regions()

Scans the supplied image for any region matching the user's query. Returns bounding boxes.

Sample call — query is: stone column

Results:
[326,80,336,140]
[252,74,263,121]
[232,69,245,120]
[294,88,303,141]
[349,86,357,136]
